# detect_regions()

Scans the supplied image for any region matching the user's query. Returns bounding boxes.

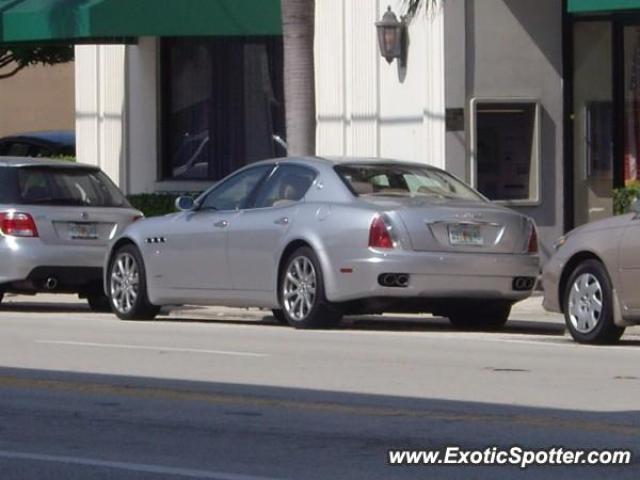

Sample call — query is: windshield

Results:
[335,163,485,202]
[16,167,131,208]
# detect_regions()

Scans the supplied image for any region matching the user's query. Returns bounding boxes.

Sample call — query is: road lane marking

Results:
[35,340,269,358]
[0,449,282,480]
[0,375,638,437]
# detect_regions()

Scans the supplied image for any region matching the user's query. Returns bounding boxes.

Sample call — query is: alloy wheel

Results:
[283,256,317,322]
[567,273,603,334]
[110,252,140,314]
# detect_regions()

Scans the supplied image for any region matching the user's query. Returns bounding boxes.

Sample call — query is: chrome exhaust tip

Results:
[513,277,535,291]
[378,273,410,288]
[44,277,58,291]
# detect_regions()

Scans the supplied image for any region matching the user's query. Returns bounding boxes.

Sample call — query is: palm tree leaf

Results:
[402,0,440,17]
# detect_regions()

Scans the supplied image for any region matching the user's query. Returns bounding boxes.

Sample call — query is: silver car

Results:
[543,203,640,344]
[0,157,142,311]
[105,157,539,329]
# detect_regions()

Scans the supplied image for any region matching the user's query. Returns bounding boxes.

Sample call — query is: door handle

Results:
[213,220,229,228]
[274,217,289,226]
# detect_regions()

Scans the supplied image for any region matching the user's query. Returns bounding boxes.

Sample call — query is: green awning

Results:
[568,0,640,13]
[0,0,282,44]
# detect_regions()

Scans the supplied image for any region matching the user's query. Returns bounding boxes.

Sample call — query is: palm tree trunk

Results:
[281,0,316,156]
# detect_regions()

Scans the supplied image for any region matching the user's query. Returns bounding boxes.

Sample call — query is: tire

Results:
[447,302,512,331]
[271,309,287,324]
[108,244,160,321]
[563,260,624,344]
[87,293,111,313]
[0,291,4,305]
[279,247,342,329]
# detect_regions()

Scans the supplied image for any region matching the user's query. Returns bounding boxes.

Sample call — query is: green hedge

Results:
[613,182,640,215]
[127,193,201,217]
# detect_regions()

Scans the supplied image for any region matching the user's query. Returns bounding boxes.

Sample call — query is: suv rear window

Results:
[16,167,131,208]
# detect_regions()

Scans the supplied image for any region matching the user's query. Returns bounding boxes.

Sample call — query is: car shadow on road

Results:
[158,310,566,337]
[0,301,89,314]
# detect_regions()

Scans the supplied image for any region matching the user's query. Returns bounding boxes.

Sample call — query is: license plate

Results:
[69,223,98,240]
[448,224,483,246]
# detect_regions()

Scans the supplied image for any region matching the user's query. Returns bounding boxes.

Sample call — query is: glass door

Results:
[573,21,614,226]
[624,24,640,188]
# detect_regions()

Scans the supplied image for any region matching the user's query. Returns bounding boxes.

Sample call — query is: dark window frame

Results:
[158,36,285,183]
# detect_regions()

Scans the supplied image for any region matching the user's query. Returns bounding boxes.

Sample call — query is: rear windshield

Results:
[13,167,131,208]
[335,163,485,202]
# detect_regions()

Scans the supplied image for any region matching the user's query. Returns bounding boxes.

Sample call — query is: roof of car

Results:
[270,156,441,170]
[0,130,75,146]
[0,156,97,169]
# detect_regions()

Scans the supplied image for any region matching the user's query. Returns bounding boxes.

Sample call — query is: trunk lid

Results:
[30,206,140,247]
[362,197,529,254]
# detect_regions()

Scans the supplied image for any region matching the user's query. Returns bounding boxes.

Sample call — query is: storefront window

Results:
[160,37,285,181]
[573,21,613,226]
[471,99,540,204]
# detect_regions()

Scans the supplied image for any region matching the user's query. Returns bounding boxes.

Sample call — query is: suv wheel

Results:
[271,309,287,324]
[87,293,111,313]
[280,247,342,329]
[108,245,160,321]
[563,260,624,344]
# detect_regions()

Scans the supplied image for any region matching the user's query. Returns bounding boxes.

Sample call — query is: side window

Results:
[253,165,316,208]
[199,165,272,211]
[5,142,31,157]
[31,146,53,158]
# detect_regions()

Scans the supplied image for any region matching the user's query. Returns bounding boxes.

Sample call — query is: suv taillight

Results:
[0,212,39,238]
[527,223,538,254]
[369,215,394,249]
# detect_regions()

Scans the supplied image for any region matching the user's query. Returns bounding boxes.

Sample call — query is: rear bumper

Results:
[324,248,540,304]
[0,237,106,289]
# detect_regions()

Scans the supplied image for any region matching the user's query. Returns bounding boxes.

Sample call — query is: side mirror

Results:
[175,195,195,212]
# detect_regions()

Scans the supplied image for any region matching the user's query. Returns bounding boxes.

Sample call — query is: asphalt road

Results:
[0,294,638,479]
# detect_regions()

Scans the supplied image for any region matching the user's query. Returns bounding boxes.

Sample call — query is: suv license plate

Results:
[70,223,98,240]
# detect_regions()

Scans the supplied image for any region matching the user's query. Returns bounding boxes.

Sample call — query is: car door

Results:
[618,217,640,312]
[227,164,317,292]
[159,164,274,291]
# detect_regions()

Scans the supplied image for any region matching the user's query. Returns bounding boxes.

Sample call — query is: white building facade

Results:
[73,0,565,255]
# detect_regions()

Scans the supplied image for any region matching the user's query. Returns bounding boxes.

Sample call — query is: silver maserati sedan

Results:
[543,205,640,344]
[105,157,540,329]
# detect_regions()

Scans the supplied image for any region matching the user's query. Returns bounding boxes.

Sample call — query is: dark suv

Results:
[0,131,75,158]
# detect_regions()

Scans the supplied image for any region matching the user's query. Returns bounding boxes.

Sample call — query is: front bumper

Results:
[324,249,540,304]
[0,237,106,288]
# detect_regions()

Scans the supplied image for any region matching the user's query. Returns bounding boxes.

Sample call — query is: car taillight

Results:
[0,212,39,238]
[527,223,538,254]
[369,215,394,249]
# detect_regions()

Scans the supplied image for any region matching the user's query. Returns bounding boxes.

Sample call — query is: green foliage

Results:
[54,155,76,163]
[613,182,640,215]
[127,193,201,218]
[0,44,74,79]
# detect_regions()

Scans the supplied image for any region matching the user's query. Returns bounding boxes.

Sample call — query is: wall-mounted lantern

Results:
[375,6,406,66]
